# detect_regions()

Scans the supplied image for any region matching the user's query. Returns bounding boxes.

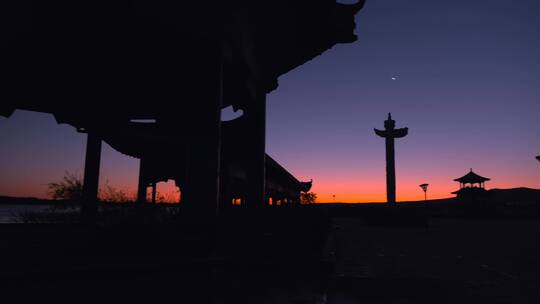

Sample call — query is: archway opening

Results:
[146,180,181,204]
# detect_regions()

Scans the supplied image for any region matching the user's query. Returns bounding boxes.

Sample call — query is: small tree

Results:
[100,181,135,203]
[47,171,83,201]
[300,192,317,204]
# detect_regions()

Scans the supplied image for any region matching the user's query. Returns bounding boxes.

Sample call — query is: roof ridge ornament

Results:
[352,0,366,13]
[454,169,491,182]
[339,0,367,13]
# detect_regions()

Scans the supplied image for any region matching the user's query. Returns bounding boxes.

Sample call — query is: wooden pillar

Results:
[81,132,101,222]
[151,182,157,204]
[219,168,231,210]
[180,52,223,216]
[244,93,266,208]
[137,158,147,204]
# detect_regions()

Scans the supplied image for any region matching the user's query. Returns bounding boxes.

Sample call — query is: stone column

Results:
[374,113,408,205]
[385,135,396,204]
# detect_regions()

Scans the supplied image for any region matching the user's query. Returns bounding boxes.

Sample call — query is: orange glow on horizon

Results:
[306,172,540,203]
[3,175,540,204]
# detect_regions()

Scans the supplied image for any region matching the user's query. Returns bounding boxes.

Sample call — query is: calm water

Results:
[0,204,52,223]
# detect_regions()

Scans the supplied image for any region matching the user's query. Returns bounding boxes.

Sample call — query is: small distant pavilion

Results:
[452,169,490,197]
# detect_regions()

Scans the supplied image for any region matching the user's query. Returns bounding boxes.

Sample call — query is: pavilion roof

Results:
[454,169,490,183]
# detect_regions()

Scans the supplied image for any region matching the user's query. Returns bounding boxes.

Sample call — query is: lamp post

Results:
[419,183,429,201]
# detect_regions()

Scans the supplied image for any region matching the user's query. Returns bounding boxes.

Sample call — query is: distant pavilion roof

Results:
[454,169,490,183]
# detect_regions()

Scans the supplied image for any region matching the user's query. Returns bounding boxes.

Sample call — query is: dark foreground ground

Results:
[330,218,540,303]
[0,212,539,303]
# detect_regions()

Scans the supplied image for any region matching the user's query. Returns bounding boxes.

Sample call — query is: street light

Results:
[419,183,429,201]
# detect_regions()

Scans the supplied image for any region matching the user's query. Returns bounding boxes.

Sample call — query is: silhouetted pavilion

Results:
[452,169,490,198]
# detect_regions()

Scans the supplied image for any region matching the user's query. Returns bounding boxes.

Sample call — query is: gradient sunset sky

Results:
[1,0,539,202]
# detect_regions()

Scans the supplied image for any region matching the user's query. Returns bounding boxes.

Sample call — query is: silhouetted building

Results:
[103,116,312,207]
[1,1,364,219]
[374,113,408,204]
[452,169,490,198]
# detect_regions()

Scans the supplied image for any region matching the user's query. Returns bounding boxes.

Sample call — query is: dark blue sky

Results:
[1,0,540,201]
